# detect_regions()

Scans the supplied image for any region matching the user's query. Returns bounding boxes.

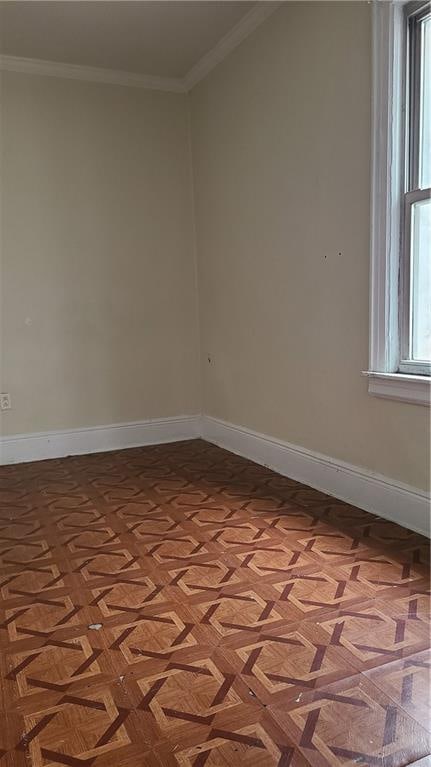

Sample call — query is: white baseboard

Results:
[0,415,201,466]
[1,412,429,537]
[202,415,430,538]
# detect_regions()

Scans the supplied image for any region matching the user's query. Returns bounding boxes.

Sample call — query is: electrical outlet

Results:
[0,393,11,411]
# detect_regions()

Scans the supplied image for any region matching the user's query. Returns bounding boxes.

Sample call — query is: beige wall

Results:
[1,71,200,434]
[190,1,430,491]
[1,4,429,493]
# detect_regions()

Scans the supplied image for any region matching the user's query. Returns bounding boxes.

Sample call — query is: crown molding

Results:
[0,2,283,93]
[0,54,186,93]
[184,1,283,90]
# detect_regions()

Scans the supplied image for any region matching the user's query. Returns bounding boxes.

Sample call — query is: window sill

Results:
[362,371,431,406]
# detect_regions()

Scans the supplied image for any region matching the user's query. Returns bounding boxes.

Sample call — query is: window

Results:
[400,2,431,375]
[366,0,431,406]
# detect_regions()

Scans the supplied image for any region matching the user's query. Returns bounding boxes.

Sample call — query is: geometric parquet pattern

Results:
[0,439,429,766]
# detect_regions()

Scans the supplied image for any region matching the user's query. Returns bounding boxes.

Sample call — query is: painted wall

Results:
[190,1,430,491]
[1,71,200,434]
[1,3,429,494]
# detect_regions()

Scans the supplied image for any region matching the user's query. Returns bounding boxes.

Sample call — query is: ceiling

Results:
[0,1,257,80]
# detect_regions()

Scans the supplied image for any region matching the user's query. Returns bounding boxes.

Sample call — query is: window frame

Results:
[365,0,431,406]
[399,1,431,376]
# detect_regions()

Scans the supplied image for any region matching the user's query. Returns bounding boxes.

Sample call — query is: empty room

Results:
[0,1,430,765]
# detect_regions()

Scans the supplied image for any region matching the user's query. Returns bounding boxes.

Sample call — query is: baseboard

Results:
[1,412,429,537]
[0,415,201,465]
[201,415,430,538]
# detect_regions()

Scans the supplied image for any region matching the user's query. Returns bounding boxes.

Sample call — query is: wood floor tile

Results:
[220,619,363,708]
[0,439,429,766]
[363,649,431,732]
[270,674,431,767]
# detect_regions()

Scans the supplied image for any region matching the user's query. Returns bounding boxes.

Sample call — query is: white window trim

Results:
[365,0,430,406]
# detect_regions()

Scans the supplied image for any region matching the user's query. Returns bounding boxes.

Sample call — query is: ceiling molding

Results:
[0,2,283,93]
[183,1,283,90]
[0,54,186,93]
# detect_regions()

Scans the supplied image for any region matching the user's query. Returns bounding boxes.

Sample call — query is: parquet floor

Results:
[0,439,429,767]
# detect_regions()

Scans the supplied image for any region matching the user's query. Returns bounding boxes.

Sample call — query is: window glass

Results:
[411,197,431,360]
[419,15,431,189]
